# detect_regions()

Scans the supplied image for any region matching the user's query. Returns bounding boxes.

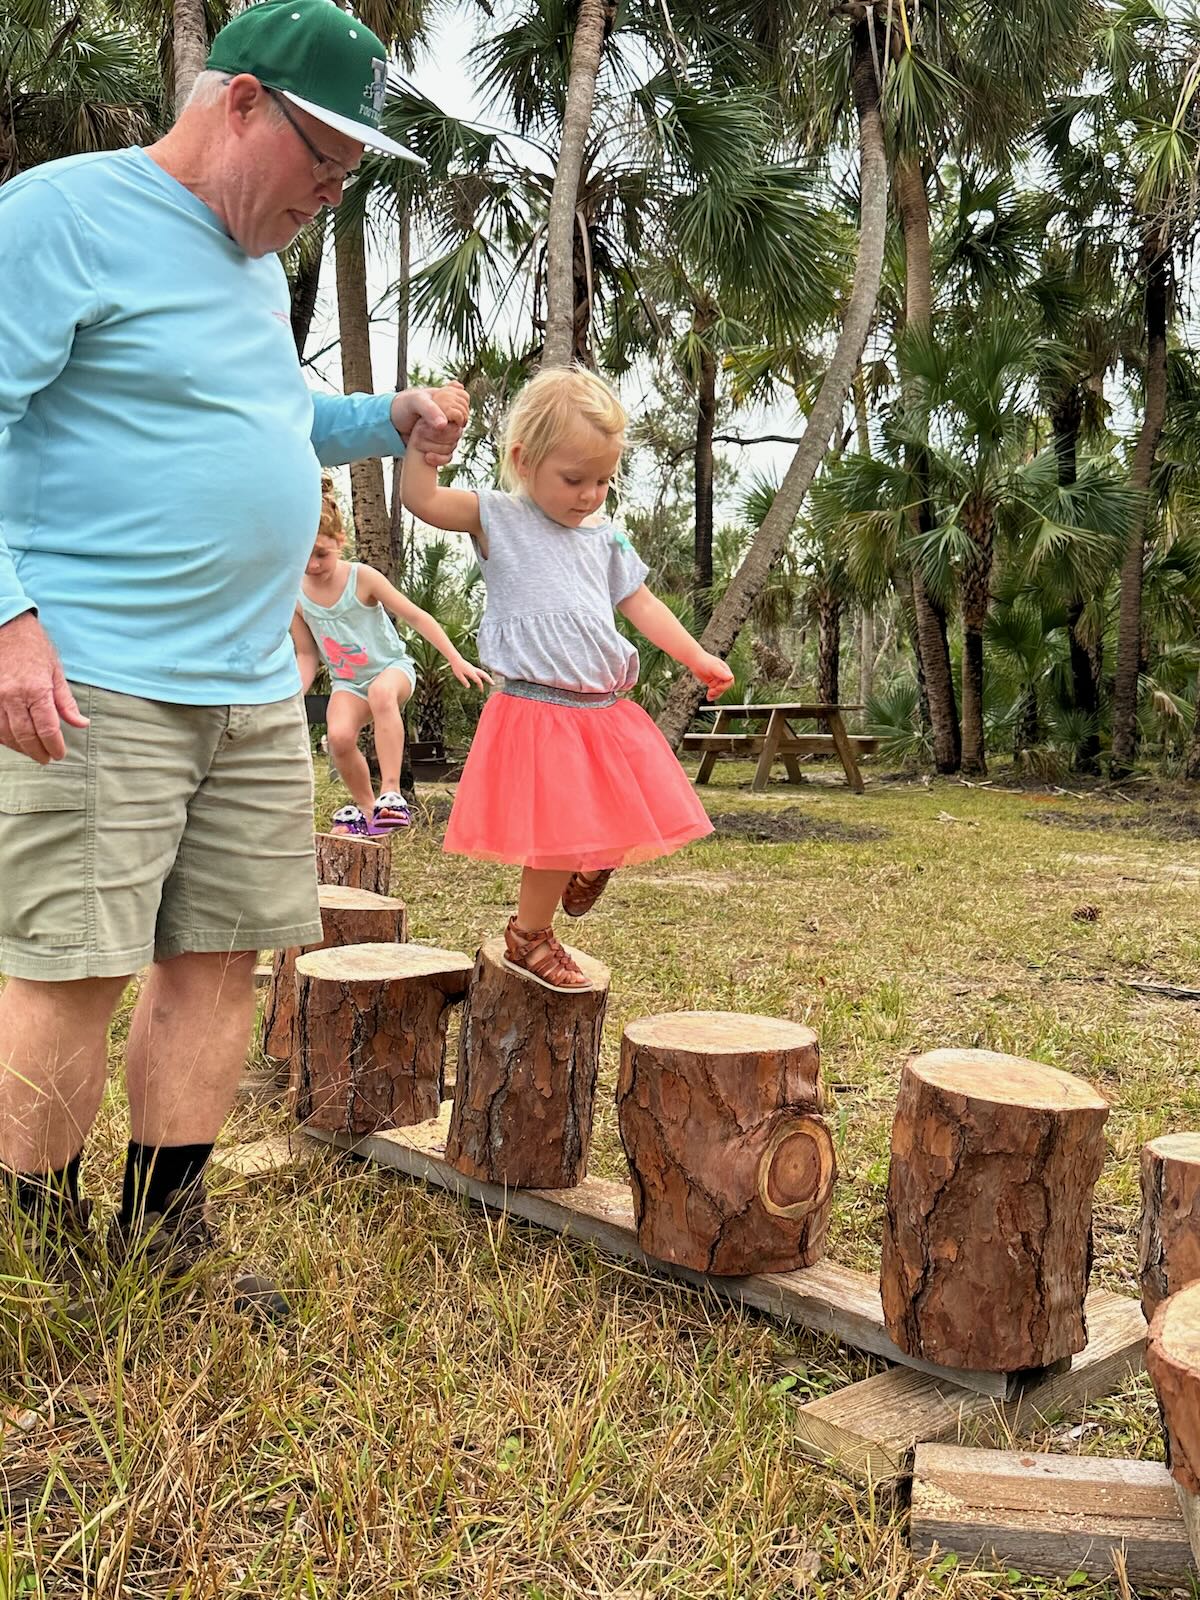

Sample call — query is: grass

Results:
[4,759,1200,1597]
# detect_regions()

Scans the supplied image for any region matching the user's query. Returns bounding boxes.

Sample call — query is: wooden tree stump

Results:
[292,942,472,1134]
[314,830,392,895]
[880,1049,1110,1373]
[616,1011,836,1275]
[1146,1281,1200,1565]
[1141,1134,1200,1322]
[261,884,407,1063]
[445,936,610,1189]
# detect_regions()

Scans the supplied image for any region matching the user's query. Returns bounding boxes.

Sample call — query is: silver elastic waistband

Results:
[500,678,618,709]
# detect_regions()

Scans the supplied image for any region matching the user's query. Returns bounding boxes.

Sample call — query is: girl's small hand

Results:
[693,652,734,701]
[451,657,493,692]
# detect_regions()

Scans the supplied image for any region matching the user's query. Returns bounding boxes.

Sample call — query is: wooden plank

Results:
[305,1110,1067,1398]
[682,734,879,756]
[794,1293,1146,1482]
[213,1134,313,1177]
[825,708,865,794]
[682,734,768,755]
[698,703,863,719]
[910,1443,1196,1585]
[694,708,732,785]
[752,708,789,792]
[254,962,273,989]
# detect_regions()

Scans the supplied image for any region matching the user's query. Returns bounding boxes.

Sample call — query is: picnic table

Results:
[682,702,878,793]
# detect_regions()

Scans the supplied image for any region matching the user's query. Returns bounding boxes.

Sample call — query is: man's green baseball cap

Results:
[206,0,423,165]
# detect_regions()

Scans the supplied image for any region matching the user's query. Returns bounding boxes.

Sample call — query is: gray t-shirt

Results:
[473,490,650,694]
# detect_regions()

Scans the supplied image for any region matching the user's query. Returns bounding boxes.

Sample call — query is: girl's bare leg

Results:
[517,866,574,930]
[324,691,374,816]
[366,669,413,796]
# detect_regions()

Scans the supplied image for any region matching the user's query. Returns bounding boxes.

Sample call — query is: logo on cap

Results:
[360,56,386,123]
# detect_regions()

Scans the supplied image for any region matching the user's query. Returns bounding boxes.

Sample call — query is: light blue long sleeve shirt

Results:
[0,146,402,703]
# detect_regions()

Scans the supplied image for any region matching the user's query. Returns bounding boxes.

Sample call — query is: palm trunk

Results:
[290,213,327,358]
[1015,685,1039,760]
[817,594,841,705]
[1111,225,1171,774]
[335,214,391,572]
[656,4,888,750]
[173,0,208,115]
[542,0,608,368]
[858,607,875,710]
[389,202,412,586]
[1052,387,1102,772]
[1185,692,1200,781]
[896,148,960,773]
[959,501,994,777]
[693,306,718,630]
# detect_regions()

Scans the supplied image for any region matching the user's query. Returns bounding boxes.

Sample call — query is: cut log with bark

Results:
[314,830,392,895]
[292,943,472,1134]
[1147,1281,1200,1566]
[261,884,407,1063]
[445,936,610,1189]
[881,1049,1109,1372]
[1141,1134,1200,1322]
[616,1011,836,1274]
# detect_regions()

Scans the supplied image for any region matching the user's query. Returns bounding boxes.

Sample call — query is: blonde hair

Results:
[499,366,626,492]
[316,475,347,547]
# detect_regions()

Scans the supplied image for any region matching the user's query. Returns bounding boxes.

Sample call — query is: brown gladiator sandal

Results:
[561,868,615,919]
[503,916,592,992]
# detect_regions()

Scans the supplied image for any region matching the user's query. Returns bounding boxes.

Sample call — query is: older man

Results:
[0,0,464,1313]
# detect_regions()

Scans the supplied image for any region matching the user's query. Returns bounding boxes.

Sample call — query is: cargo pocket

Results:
[0,763,88,943]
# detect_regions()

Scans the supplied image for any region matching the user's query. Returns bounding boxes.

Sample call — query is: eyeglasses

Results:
[264,86,357,188]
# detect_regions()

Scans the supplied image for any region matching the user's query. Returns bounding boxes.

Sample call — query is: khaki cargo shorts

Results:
[0,682,324,982]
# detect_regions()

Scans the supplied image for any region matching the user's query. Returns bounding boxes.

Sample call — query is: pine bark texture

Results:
[616,1012,836,1275]
[292,943,472,1134]
[445,937,610,1188]
[314,831,392,895]
[261,884,407,1063]
[172,0,208,115]
[1141,1134,1200,1322]
[334,214,391,572]
[881,1050,1109,1371]
[1147,1283,1200,1497]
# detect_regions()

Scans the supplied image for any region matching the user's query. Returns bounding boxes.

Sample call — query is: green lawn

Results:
[4,762,1200,1597]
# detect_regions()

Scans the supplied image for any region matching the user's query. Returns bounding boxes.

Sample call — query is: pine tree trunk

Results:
[958,503,994,777]
[389,202,412,586]
[1112,226,1171,775]
[335,214,391,572]
[693,308,718,631]
[542,0,609,368]
[896,148,960,774]
[858,607,875,712]
[172,0,208,115]
[656,5,888,750]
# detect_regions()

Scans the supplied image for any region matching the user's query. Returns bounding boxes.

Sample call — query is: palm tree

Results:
[656,1,889,749]
[1,0,159,180]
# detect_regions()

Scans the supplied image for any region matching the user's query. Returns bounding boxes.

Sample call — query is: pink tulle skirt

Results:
[443,692,713,872]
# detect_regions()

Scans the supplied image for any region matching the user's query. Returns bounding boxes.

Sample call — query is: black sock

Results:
[5,1153,82,1218]
[120,1141,212,1227]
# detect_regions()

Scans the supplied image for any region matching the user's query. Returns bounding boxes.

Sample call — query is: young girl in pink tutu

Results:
[402,366,733,992]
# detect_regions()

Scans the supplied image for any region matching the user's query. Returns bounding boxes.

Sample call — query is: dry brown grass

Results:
[3,763,1200,1597]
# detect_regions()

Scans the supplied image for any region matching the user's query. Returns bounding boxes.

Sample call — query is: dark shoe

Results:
[7,1198,97,1315]
[109,1183,290,1325]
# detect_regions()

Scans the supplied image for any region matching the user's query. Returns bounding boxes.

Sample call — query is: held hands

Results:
[692,650,735,702]
[0,611,90,763]
[391,381,470,467]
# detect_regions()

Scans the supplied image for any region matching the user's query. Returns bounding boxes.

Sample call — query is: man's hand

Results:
[0,612,89,763]
[391,382,470,467]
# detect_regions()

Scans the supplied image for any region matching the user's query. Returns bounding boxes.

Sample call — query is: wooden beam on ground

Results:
[303,1109,1112,1399]
[793,1292,1147,1482]
[254,962,273,989]
[910,1443,1196,1585]
[213,1134,313,1178]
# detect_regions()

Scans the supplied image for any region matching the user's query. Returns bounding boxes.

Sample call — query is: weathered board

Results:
[910,1443,1196,1585]
[301,1109,1130,1399]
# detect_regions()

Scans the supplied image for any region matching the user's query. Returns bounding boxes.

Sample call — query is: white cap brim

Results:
[280,89,425,166]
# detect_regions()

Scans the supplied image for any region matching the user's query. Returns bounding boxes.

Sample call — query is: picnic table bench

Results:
[682,702,878,793]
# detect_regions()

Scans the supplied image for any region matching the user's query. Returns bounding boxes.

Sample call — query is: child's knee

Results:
[327,728,359,759]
